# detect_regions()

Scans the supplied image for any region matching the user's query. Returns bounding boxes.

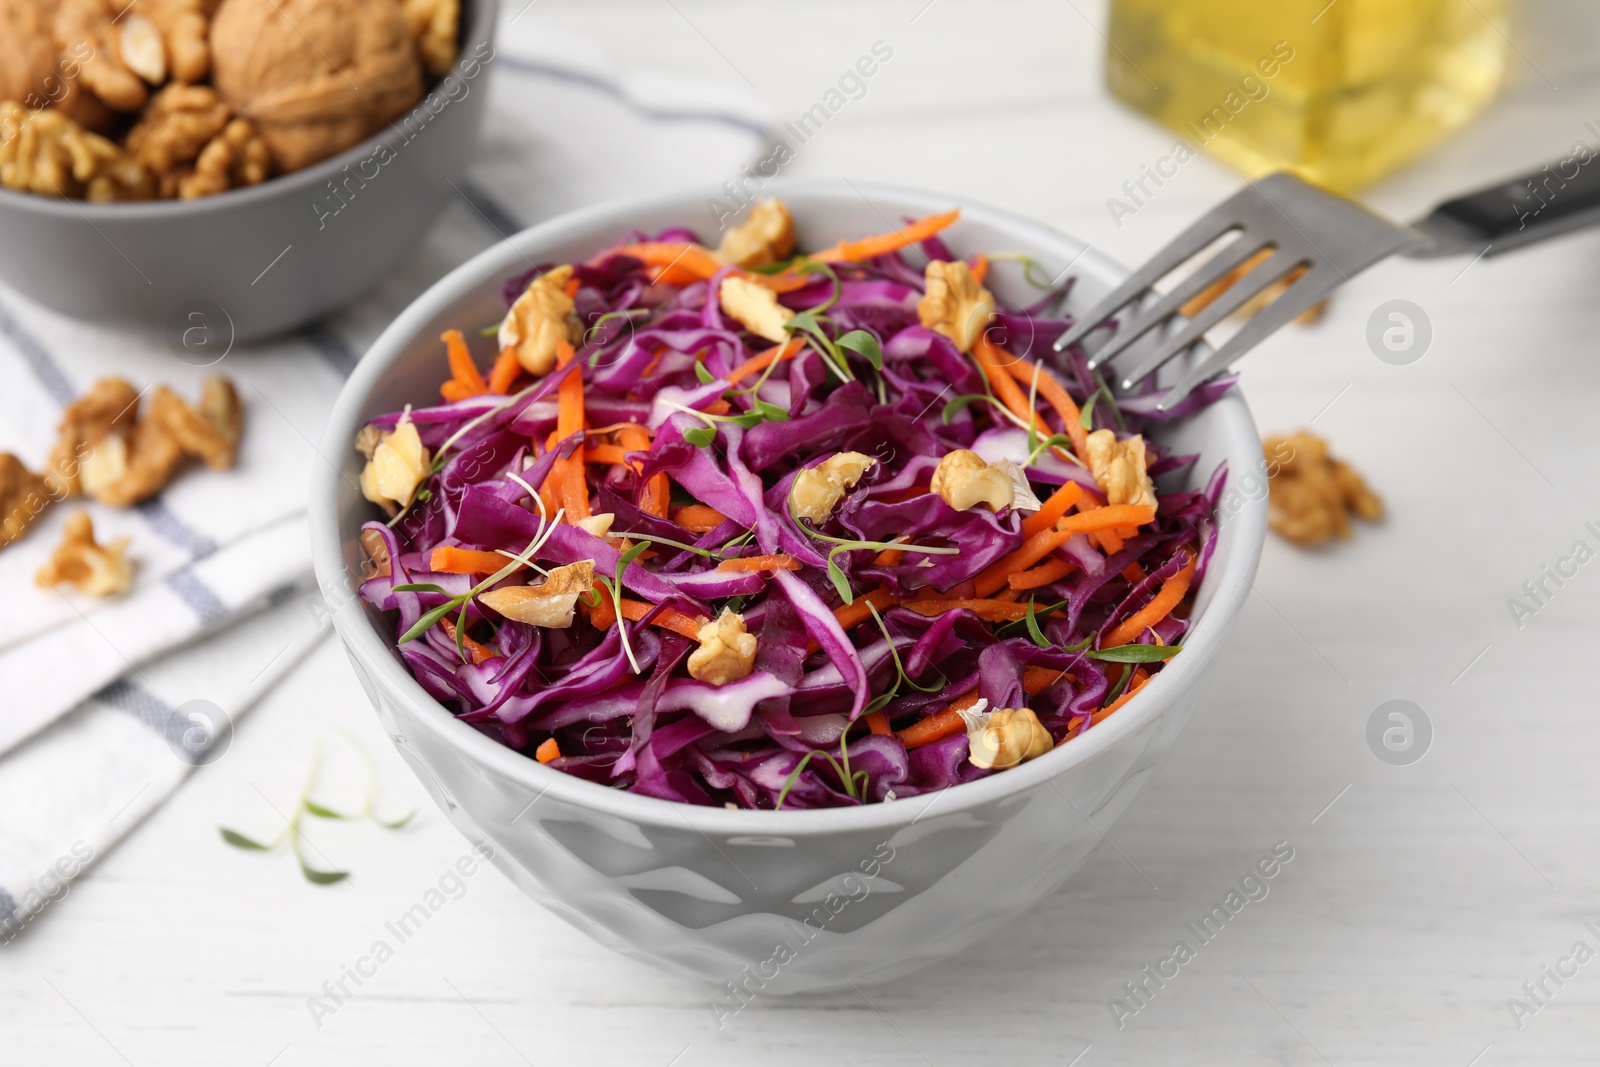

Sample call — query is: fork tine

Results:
[1159,266,1343,409]
[1053,205,1251,353]
[1113,249,1305,390]
[1083,237,1273,371]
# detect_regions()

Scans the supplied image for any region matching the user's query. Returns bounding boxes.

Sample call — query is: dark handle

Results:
[1422,152,1600,255]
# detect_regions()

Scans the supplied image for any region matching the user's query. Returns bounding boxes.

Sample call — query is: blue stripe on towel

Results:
[166,568,229,623]
[95,679,184,748]
[454,178,524,239]
[0,296,75,405]
[135,499,219,558]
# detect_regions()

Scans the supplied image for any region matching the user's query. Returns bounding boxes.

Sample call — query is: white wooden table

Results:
[8,3,1600,1064]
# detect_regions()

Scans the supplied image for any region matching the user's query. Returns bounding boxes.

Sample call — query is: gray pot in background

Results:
[0,0,498,343]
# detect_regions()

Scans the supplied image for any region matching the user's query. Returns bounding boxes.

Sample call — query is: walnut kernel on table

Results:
[1264,431,1382,547]
[36,510,133,596]
[0,100,155,201]
[210,0,424,172]
[0,452,52,547]
[51,376,242,509]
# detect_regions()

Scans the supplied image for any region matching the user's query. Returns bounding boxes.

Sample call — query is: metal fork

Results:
[1054,163,1600,409]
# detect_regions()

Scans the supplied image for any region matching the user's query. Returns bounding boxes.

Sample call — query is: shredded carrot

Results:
[1022,665,1072,694]
[535,737,561,764]
[896,691,982,749]
[672,504,727,533]
[971,335,1046,432]
[703,399,732,416]
[563,275,580,299]
[832,586,896,632]
[587,594,706,641]
[1021,481,1084,539]
[972,527,1079,598]
[442,329,487,397]
[864,710,891,736]
[872,547,905,567]
[487,347,521,394]
[1103,553,1196,648]
[430,546,519,575]
[440,618,496,665]
[726,338,804,385]
[1008,555,1075,591]
[1093,669,1151,723]
[598,242,725,285]
[812,208,962,264]
[584,444,631,466]
[549,340,590,522]
[611,423,667,517]
[1056,504,1156,536]
[716,553,800,572]
[1000,357,1091,461]
[903,598,1031,622]
[1121,562,1147,583]
[440,379,476,403]
[969,253,989,284]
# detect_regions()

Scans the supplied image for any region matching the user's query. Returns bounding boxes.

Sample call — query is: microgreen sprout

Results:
[218,736,414,885]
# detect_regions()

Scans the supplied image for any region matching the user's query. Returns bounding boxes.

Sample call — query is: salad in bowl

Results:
[347,198,1231,811]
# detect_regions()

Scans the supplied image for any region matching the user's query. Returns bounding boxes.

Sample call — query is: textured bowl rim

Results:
[0,0,498,219]
[311,179,1267,836]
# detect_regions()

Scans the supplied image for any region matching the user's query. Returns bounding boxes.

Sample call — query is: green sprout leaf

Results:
[837,330,883,370]
[694,361,716,385]
[776,750,820,810]
[1089,643,1182,663]
[1023,600,1051,649]
[683,425,717,447]
[1079,391,1099,430]
[303,799,359,820]
[219,828,275,850]
[391,582,447,594]
[299,861,350,885]
[752,399,790,422]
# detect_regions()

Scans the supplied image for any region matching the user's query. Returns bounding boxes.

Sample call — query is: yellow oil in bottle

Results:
[1106,0,1507,192]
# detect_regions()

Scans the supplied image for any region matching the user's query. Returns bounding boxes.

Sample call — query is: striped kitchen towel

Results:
[0,16,770,940]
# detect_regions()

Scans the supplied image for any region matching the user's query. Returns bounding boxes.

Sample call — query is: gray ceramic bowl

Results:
[310,182,1268,994]
[0,0,496,343]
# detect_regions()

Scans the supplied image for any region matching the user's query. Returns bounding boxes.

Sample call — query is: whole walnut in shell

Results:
[209,0,423,172]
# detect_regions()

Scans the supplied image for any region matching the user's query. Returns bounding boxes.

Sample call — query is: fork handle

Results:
[1417,154,1600,256]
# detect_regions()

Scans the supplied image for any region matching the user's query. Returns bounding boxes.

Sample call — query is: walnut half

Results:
[717,198,796,268]
[686,608,757,687]
[1264,431,1382,546]
[0,100,155,201]
[478,560,596,629]
[1084,430,1156,508]
[789,452,876,524]
[36,509,133,596]
[499,265,580,377]
[958,702,1053,770]
[918,259,995,354]
[0,452,51,548]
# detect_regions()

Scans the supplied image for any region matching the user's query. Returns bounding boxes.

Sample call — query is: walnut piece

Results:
[401,0,458,78]
[172,116,269,198]
[930,449,1023,513]
[576,512,614,538]
[499,265,580,377]
[0,100,155,200]
[134,0,212,85]
[358,418,429,514]
[1264,431,1382,546]
[719,275,794,343]
[958,702,1053,770]
[686,608,758,687]
[36,510,132,596]
[1,0,60,110]
[918,259,995,354]
[54,0,161,112]
[53,375,242,507]
[789,451,876,523]
[717,198,796,268]
[48,376,141,496]
[210,0,424,172]
[0,452,51,548]
[478,560,596,629]
[118,11,168,84]
[149,377,241,468]
[1084,429,1156,509]
[125,82,229,189]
